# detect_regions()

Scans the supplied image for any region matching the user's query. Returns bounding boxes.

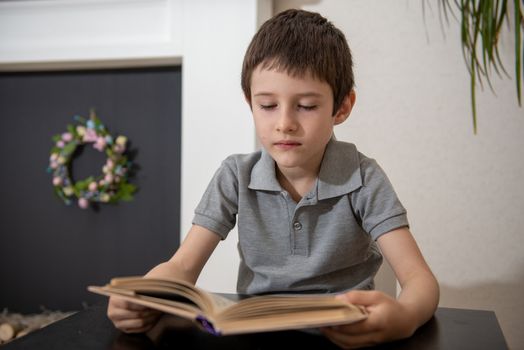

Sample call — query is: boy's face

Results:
[250,66,352,174]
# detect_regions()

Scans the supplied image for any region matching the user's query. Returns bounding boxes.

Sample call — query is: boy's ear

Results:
[334,90,356,125]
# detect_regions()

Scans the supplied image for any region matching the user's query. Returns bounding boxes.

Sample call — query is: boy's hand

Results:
[320,290,417,349]
[107,296,162,333]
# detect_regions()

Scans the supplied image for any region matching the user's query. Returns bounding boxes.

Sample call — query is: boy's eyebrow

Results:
[253,92,324,98]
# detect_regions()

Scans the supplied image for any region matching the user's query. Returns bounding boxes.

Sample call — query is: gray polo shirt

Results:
[193,138,409,295]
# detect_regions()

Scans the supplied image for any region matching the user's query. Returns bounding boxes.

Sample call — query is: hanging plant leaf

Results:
[436,0,523,133]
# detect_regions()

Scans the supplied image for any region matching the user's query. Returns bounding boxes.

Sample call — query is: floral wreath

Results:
[47,111,136,209]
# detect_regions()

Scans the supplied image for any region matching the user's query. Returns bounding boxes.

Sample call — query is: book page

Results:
[217,307,366,335]
[217,294,365,320]
[108,276,216,314]
[211,294,366,335]
[207,293,237,312]
[88,286,201,321]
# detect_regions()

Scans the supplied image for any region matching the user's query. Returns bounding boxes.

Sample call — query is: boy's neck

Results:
[276,166,318,203]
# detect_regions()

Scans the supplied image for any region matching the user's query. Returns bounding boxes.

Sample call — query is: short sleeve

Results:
[350,156,409,241]
[192,157,239,240]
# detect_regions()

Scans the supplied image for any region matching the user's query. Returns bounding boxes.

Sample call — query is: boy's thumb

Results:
[336,290,380,306]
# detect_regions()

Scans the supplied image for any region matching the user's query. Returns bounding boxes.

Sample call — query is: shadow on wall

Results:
[439,272,524,350]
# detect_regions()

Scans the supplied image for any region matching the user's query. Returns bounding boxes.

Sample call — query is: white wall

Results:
[179,0,271,294]
[275,1,524,349]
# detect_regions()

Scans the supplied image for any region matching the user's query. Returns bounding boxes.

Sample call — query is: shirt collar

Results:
[248,148,282,191]
[317,138,362,200]
[248,138,363,199]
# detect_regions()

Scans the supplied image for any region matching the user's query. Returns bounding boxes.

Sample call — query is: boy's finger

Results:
[321,318,376,335]
[109,306,160,321]
[125,302,151,312]
[111,297,151,312]
[116,314,161,334]
[108,308,142,321]
[116,318,149,333]
[336,290,383,306]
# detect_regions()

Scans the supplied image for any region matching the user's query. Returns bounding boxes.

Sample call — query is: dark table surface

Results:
[2,302,508,350]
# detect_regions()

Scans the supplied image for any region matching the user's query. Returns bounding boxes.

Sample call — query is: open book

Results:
[88,276,367,335]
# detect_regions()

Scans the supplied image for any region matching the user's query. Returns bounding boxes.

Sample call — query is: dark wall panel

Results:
[0,67,181,312]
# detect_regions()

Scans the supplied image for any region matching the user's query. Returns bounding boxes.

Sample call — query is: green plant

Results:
[437,0,523,133]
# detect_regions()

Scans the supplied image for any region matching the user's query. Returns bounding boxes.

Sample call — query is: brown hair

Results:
[241,9,354,115]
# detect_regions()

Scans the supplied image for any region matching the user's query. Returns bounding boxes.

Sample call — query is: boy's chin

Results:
[272,155,305,170]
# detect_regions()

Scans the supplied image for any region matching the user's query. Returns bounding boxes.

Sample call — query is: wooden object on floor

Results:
[0,309,75,344]
[0,322,23,342]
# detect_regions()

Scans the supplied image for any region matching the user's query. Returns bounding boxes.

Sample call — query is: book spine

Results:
[196,315,220,336]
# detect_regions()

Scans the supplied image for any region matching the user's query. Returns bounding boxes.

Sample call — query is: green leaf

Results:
[74,176,94,191]
[61,141,78,156]
[515,0,522,105]
[114,183,136,202]
[119,193,134,202]
[439,0,523,133]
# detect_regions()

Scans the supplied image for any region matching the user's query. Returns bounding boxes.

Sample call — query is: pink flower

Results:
[78,198,89,209]
[93,137,106,151]
[56,140,65,148]
[104,173,114,183]
[52,177,62,186]
[88,182,98,192]
[113,144,125,153]
[83,129,97,143]
[62,132,73,142]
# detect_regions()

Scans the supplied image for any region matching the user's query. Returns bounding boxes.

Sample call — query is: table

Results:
[2,303,508,349]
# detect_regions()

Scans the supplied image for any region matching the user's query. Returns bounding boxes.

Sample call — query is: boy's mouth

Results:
[274,140,301,149]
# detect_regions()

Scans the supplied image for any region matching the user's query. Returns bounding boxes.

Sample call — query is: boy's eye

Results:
[260,104,277,110]
[298,105,317,111]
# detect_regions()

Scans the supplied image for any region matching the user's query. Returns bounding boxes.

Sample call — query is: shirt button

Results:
[293,221,302,230]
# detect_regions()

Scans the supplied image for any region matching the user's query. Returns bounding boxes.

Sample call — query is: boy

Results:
[108,9,439,348]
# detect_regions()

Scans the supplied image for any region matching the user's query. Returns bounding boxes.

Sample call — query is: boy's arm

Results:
[321,227,439,348]
[376,226,440,329]
[145,224,222,283]
[107,224,221,333]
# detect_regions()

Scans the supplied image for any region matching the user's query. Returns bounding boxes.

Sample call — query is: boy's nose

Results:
[276,109,298,133]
